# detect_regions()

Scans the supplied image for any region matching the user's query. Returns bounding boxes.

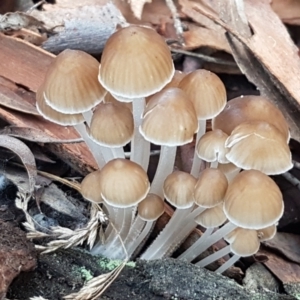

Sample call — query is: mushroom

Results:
[197,227,260,272]
[36,83,105,167]
[177,169,228,261]
[90,158,150,258]
[225,121,293,175]
[182,169,284,262]
[37,49,107,168]
[141,171,196,259]
[178,69,227,176]
[98,24,175,169]
[88,101,134,161]
[212,95,290,142]
[140,87,198,197]
[196,129,229,168]
[124,194,165,258]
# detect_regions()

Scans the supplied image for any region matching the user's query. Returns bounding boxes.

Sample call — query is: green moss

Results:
[78,267,94,281]
[97,257,136,271]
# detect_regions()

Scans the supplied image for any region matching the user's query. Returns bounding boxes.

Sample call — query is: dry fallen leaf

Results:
[260,247,300,285]
[38,3,127,54]
[0,126,83,144]
[183,0,300,142]
[0,83,39,115]
[264,232,300,264]
[0,12,43,32]
[0,135,37,195]
[271,0,300,25]
[129,0,152,19]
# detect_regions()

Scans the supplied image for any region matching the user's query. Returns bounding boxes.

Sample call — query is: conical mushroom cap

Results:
[99,25,174,99]
[224,170,284,229]
[43,49,106,113]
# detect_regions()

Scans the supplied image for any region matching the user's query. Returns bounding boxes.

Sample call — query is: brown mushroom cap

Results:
[43,49,106,114]
[36,83,84,126]
[196,129,229,163]
[140,88,198,146]
[195,203,227,228]
[104,92,132,111]
[227,228,260,256]
[194,168,228,208]
[224,170,284,229]
[257,224,277,242]
[212,95,290,142]
[163,171,197,209]
[81,170,103,203]
[88,102,134,147]
[99,25,174,99]
[138,194,165,221]
[99,158,150,208]
[178,69,227,120]
[225,121,293,175]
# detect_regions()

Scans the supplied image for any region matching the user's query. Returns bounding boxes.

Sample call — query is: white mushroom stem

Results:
[215,254,240,274]
[190,119,206,177]
[131,98,150,171]
[177,227,215,261]
[82,110,93,126]
[150,145,177,197]
[131,146,177,259]
[74,123,105,168]
[210,160,219,169]
[178,222,237,263]
[126,219,154,258]
[196,244,231,267]
[141,204,206,260]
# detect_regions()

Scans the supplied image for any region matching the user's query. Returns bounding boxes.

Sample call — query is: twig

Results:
[282,171,300,191]
[170,48,236,66]
[292,160,300,170]
[165,0,184,44]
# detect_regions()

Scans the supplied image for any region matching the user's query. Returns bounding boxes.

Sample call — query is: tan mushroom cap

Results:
[227,228,260,256]
[43,49,106,114]
[104,92,132,111]
[195,203,227,228]
[194,168,228,208]
[36,83,84,126]
[178,69,227,120]
[224,170,284,229]
[225,121,293,175]
[88,102,134,147]
[196,129,229,163]
[163,171,197,209]
[217,162,240,176]
[138,194,165,221]
[212,95,290,142]
[99,158,150,208]
[81,170,103,203]
[99,25,175,99]
[140,88,198,146]
[145,70,186,103]
[257,224,277,242]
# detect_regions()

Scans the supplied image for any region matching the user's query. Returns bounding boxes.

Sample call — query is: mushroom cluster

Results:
[36,24,292,271]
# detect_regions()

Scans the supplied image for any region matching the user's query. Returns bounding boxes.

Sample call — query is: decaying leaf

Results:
[260,248,300,285]
[40,3,127,54]
[0,135,36,195]
[0,84,39,115]
[183,22,232,53]
[264,232,300,264]
[0,11,43,32]
[183,0,300,142]
[271,0,300,25]
[129,0,152,19]
[0,126,83,144]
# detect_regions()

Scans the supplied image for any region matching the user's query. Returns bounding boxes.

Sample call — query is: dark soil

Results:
[7,248,295,300]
